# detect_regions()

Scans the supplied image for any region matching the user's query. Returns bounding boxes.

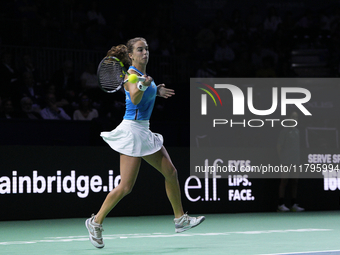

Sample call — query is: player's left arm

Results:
[157,84,175,98]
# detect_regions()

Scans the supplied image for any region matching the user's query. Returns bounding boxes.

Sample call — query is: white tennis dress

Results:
[100,120,163,157]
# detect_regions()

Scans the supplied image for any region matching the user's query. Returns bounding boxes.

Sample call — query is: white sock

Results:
[92,216,100,226]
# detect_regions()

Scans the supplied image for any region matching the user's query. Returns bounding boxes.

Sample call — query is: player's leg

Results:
[143,146,205,233]
[95,154,141,224]
[279,178,289,198]
[142,146,183,218]
[277,178,289,212]
[290,178,304,211]
[291,178,298,199]
[86,154,141,248]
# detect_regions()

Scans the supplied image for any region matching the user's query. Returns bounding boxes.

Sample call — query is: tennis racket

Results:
[97,56,145,93]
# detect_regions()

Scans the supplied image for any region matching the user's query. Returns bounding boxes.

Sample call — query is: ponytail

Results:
[106,44,130,65]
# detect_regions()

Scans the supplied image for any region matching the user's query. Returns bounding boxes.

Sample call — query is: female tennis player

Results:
[85,37,205,249]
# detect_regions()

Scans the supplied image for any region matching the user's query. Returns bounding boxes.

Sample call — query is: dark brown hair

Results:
[106,37,147,66]
[126,37,147,55]
[106,44,130,65]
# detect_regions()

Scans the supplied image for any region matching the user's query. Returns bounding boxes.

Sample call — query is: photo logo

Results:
[197,83,312,128]
[197,82,222,115]
[200,84,312,116]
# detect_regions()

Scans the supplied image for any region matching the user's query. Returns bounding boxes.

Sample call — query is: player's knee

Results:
[123,185,134,196]
[165,166,178,180]
[116,183,134,196]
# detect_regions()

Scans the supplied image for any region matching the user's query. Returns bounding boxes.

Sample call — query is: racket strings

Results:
[98,60,125,92]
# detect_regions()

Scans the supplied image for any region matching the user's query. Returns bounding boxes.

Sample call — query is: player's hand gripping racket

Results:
[97,56,145,93]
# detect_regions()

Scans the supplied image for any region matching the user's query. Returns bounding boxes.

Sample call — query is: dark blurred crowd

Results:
[0,50,124,121]
[192,5,340,78]
[1,0,340,121]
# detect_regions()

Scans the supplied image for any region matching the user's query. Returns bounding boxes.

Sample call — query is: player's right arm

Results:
[124,73,152,105]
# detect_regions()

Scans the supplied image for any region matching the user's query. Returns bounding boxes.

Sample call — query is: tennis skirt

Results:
[100,119,164,157]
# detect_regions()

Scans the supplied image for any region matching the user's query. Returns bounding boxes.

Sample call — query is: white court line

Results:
[259,249,340,255]
[0,228,332,246]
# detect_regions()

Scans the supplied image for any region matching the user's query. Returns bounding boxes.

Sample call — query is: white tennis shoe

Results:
[85,214,105,249]
[174,213,205,233]
[291,204,305,212]
[277,204,290,212]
